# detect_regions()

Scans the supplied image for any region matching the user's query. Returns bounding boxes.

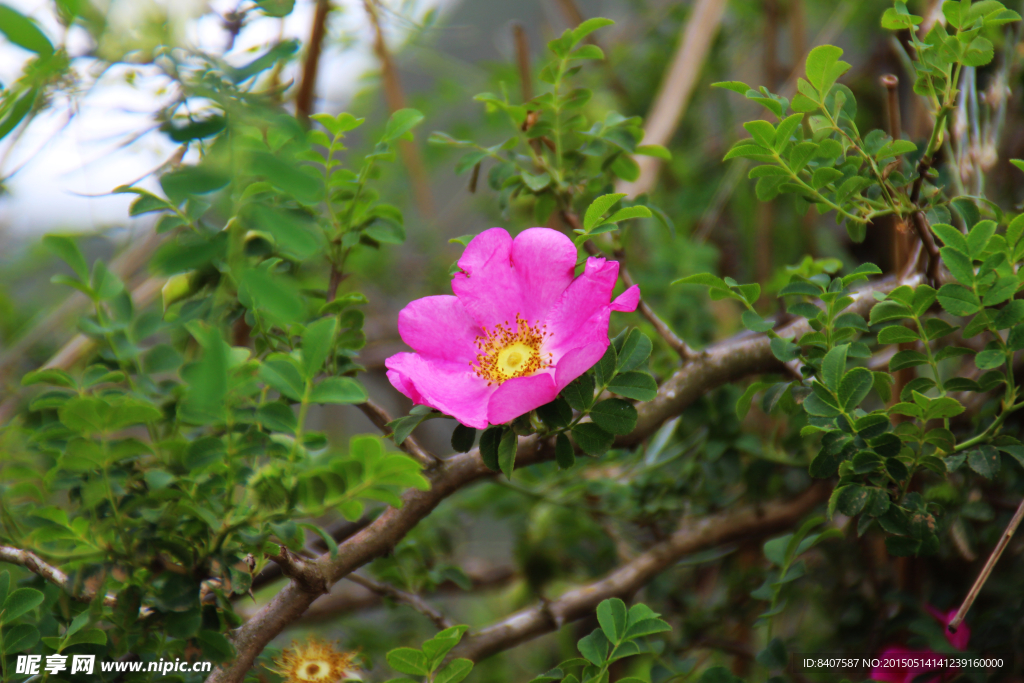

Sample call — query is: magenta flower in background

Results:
[869,607,970,683]
[385,227,640,429]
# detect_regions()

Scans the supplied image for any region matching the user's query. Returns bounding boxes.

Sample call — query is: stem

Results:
[948,496,1024,632]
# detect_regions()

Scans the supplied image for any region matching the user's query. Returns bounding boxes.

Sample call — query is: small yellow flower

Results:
[271,638,362,683]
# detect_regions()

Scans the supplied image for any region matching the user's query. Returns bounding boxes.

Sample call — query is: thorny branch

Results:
[204,275,907,683]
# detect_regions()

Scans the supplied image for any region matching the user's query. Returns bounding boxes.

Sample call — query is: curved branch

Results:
[0,544,117,606]
[206,276,907,683]
[450,482,830,662]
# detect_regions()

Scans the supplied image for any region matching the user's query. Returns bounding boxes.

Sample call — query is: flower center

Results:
[472,314,552,385]
[299,661,330,681]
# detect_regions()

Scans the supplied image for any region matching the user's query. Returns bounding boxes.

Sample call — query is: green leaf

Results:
[435,659,474,683]
[838,367,873,411]
[968,446,1000,479]
[498,427,517,480]
[606,371,657,401]
[562,373,595,411]
[805,45,848,93]
[301,317,338,380]
[937,284,981,316]
[931,223,969,253]
[259,357,306,402]
[616,330,653,373]
[624,617,672,638]
[634,144,671,160]
[571,423,614,456]
[774,113,803,148]
[0,4,53,55]
[577,630,609,666]
[589,399,637,435]
[451,424,476,453]
[584,193,626,231]
[967,219,997,257]
[240,268,304,325]
[939,246,975,285]
[743,120,777,148]
[821,344,849,392]
[741,310,774,333]
[308,377,367,404]
[1,623,39,654]
[383,109,425,141]
[43,234,89,281]
[602,205,652,225]
[64,628,106,648]
[521,170,552,192]
[877,325,919,345]
[597,597,628,642]
[387,648,429,676]
[711,81,753,94]
[555,432,575,469]
[3,587,44,622]
[479,427,501,471]
[255,0,295,17]
[571,16,614,45]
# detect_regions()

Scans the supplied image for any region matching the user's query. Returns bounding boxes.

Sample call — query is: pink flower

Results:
[869,607,970,683]
[385,227,639,429]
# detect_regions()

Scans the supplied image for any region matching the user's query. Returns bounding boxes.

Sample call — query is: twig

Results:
[204,275,909,683]
[449,483,830,662]
[570,212,696,361]
[294,564,515,624]
[362,0,435,219]
[295,0,332,123]
[948,496,1024,632]
[910,211,941,284]
[512,22,532,102]
[621,266,697,361]
[0,544,117,606]
[356,398,441,466]
[882,74,902,143]
[346,573,453,630]
[617,0,728,198]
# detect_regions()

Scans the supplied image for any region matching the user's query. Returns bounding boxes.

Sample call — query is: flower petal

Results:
[385,352,492,429]
[510,227,578,321]
[487,372,558,425]
[545,257,619,346]
[397,295,480,363]
[554,341,608,391]
[450,228,522,330]
[611,284,641,312]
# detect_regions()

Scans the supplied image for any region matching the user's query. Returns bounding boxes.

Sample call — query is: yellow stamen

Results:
[271,638,362,682]
[471,314,553,385]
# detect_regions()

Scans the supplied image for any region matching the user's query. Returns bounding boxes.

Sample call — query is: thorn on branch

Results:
[266,545,330,596]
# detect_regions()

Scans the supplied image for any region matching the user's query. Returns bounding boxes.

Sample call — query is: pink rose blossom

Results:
[385,227,640,429]
[869,606,970,683]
